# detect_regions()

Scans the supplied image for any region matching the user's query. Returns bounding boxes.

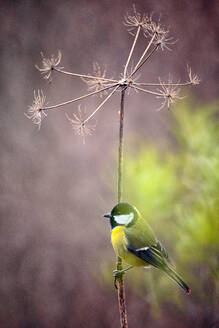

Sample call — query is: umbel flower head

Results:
[143,15,176,51]
[25,90,47,129]
[27,5,199,140]
[82,62,113,97]
[65,105,96,144]
[124,4,149,33]
[187,66,201,85]
[157,76,183,111]
[35,50,63,81]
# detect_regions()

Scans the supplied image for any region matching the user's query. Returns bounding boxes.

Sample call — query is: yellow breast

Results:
[111,226,146,267]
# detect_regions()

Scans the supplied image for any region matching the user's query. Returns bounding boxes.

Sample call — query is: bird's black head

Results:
[104,202,139,229]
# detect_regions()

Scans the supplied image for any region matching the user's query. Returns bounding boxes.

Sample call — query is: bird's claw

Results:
[113,269,125,277]
[113,266,133,289]
[113,269,125,289]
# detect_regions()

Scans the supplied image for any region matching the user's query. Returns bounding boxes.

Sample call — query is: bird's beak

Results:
[103,213,111,219]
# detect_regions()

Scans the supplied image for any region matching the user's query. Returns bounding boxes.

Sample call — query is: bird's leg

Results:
[113,266,133,289]
[113,265,133,276]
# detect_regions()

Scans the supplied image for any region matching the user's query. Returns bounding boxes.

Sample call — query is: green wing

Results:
[125,216,170,265]
[125,215,157,248]
[125,213,169,259]
[127,243,190,293]
[125,216,190,294]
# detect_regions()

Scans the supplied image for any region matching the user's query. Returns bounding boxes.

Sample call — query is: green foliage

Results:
[123,101,219,305]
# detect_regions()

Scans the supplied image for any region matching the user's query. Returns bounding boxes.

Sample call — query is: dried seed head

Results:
[35,50,63,82]
[81,62,113,97]
[157,76,183,111]
[144,16,176,51]
[25,90,47,129]
[65,105,96,144]
[145,15,167,35]
[124,4,149,33]
[28,6,199,136]
[155,34,177,51]
[187,66,201,85]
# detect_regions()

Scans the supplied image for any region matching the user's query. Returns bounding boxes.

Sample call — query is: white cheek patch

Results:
[114,212,134,225]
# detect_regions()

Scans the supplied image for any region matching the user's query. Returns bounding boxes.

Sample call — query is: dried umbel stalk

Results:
[26,5,199,328]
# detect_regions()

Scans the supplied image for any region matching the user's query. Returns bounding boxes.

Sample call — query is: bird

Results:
[104,202,191,294]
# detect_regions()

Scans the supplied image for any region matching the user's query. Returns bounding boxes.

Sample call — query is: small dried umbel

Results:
[35,50,63,82]
[27,5,199,139]
[187,66,201,85]
[156,76,184,111]
[124,4,149,33]
[81,62,114,97]
[65,106,96,144]
[25,90,47,129]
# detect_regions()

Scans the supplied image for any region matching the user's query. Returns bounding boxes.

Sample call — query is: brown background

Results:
[0,0,218,327]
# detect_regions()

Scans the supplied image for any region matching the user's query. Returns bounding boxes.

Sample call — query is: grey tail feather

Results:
[164,265,191,294]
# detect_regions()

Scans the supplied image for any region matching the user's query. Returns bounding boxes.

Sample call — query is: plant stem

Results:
[131,84,163,96]
[135,81,192,87]
[83,85,120,124]
[118,88,125,203]
[129,33,156,78]
[117,87,128,328]
[123,25,141,78]
[54,67,117,83]
[43,84,118,111]
[117,257,128,328]
[130,43,158,77]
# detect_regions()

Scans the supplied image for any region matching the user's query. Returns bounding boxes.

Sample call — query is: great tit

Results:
[104,202,191,294]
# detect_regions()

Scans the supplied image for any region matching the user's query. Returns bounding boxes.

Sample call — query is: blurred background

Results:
[0,0,218,327]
